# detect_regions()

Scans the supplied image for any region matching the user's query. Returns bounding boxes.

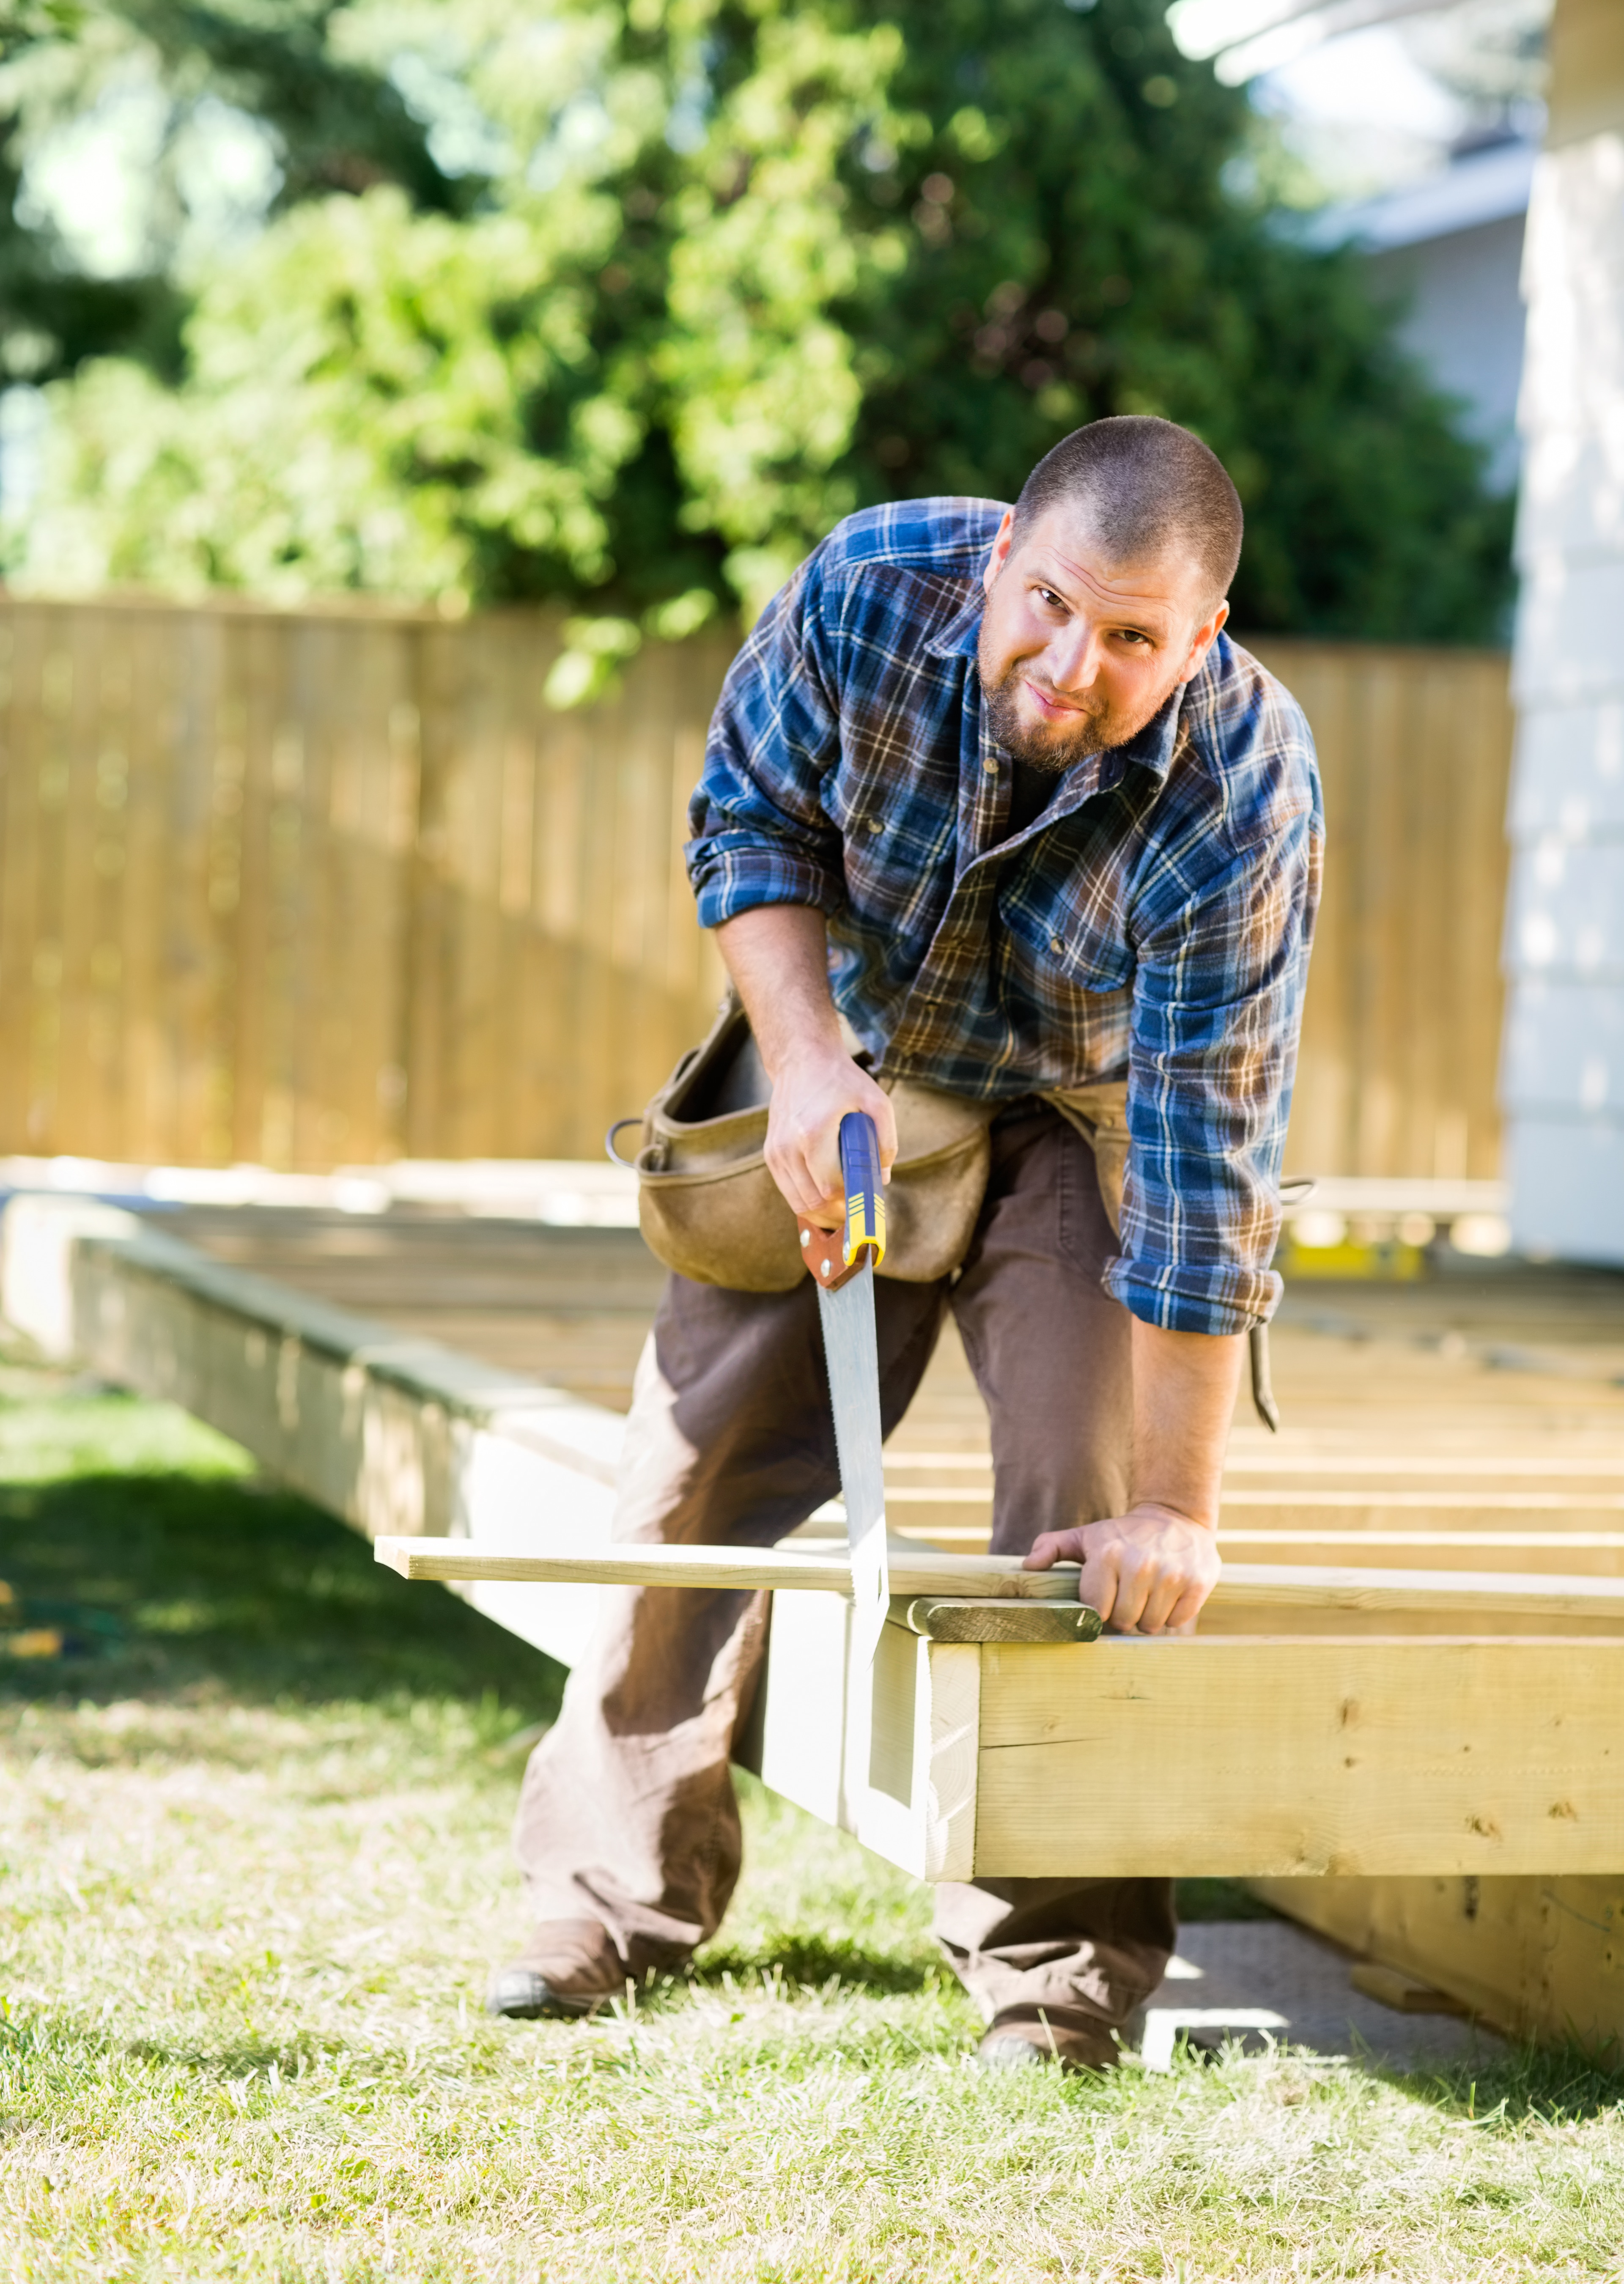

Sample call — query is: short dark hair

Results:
[1011,416,1243,605]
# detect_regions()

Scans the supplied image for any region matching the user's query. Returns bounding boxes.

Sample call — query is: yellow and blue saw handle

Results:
[796,1110,886,1291]
[838,1111,886,1271]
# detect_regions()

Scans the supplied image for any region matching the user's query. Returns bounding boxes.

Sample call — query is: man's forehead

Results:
[1014,505,1204,620]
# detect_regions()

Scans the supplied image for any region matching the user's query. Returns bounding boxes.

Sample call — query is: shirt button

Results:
[1050,935,1065,953]
[982,758,998,774]
[865,817,883,833]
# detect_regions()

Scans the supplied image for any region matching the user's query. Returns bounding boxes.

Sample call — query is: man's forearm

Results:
[715,904,843,1080]
[1129,1318,1245,1531]
[713,904,897,1217]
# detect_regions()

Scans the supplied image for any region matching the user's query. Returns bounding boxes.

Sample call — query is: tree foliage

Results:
[3,0,1514,671]
[0,1,466,387]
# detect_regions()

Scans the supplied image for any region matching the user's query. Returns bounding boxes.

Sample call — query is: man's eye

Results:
[1036,587,1065,609]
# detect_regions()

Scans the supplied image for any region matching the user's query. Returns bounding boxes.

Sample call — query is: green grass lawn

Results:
[2,1368,1623,2282]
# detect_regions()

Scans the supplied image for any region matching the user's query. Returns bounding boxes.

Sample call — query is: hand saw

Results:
[798,1111,890,1668]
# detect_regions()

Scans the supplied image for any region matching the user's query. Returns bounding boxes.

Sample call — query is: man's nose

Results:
[1045,620,1106,696]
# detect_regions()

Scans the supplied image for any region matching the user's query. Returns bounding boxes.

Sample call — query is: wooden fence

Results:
[0,596,1512,1177]
[1249,637,1512,1184]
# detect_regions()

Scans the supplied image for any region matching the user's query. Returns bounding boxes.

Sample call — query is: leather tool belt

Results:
[610,992,1280,1428]
[611,992,998,1292]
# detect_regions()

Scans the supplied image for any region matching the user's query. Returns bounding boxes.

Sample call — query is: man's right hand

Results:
[763,1046,896,1226]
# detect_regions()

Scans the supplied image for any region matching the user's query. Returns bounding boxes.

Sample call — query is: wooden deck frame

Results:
[372,1534,1624,1882]
[751,1607,1624,1885]
[0,1194,623,1670]
[5,1194,1624,2042]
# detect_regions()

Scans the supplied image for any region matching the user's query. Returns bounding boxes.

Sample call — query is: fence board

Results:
[1249,637,1512,1184]
[0,599,1509,1175]
[5,612,54,1152]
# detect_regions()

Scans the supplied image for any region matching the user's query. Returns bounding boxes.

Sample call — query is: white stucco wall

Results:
[1503,130,1624,1258]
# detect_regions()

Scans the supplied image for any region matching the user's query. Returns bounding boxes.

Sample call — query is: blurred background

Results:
[0,0,1615,1271]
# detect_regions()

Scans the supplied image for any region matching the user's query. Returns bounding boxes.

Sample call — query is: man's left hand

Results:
[1022,1503,1221,1635]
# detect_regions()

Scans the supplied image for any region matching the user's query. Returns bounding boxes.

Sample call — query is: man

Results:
[491,416,1322,2070]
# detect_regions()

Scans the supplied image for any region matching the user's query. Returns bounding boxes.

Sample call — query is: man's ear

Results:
[1179,599,1229,684]
[982,510,1016,596]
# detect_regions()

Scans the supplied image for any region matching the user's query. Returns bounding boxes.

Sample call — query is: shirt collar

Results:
[925,585,987,661]
[1113,681,1186,782]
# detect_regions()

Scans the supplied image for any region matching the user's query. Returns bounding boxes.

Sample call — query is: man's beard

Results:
[979,656,1174,777]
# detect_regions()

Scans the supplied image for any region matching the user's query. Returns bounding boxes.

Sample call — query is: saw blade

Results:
[816,1262,890,1667]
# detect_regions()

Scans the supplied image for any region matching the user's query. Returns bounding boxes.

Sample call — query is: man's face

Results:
[976,504,1229,774]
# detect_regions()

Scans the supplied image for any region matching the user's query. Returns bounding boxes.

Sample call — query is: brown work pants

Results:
[514,1105,1177,2030]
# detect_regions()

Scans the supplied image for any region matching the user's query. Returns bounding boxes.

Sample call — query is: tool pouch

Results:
[614,993,997,1293]
[614,999,1281,1428]
[1043,1082,1131,1235]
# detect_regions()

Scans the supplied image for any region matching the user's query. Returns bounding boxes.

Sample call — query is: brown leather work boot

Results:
[976,2004,1120,2073]
[486,1917,627,2020]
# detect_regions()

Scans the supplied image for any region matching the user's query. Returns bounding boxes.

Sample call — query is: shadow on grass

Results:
[6,2012,420,2088]
[0,1461,565,1720]
[122,2029,335,2078]
[688,1934,944,1997]
[1392,2037,1624,2124]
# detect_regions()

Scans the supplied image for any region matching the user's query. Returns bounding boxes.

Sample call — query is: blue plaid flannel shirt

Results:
[686,498,1323,1336]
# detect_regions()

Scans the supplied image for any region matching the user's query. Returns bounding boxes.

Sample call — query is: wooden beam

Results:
[1220,1454,1624,1480]
[745,1588,982,1883]
[374,1536,1624,1632]
[971,1636,1624,1878]
[892,1485,1624,1512]
[884,1520,1624,1576]
[881,1448,1624,1482]
[372,1535,1083,1601]
[1,1197,623,1670]
[1249,1874,1624,2046]
[1213,1561,1624,1625]
[1218,1531,1624,1577]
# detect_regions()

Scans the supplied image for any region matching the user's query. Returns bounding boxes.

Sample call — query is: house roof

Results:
[1304,136,1537,252]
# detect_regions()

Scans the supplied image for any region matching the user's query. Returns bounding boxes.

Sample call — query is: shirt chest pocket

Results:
[999,895,1134,995]
[825,779,956,925]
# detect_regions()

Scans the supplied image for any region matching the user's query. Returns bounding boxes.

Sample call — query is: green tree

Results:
[0,0,464,388]
[4,0,1514,663]
[831,0,1514,639]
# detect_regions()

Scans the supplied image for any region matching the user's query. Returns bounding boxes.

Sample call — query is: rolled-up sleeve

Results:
[686,555,847,929]
[1103,804,1323,1337]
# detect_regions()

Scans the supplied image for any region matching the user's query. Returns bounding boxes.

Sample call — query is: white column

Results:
[1503,0,1624,1260]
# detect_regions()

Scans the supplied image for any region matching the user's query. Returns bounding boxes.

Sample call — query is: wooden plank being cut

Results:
[373,1536,1624,1632]
[373,1535,1083,1601]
